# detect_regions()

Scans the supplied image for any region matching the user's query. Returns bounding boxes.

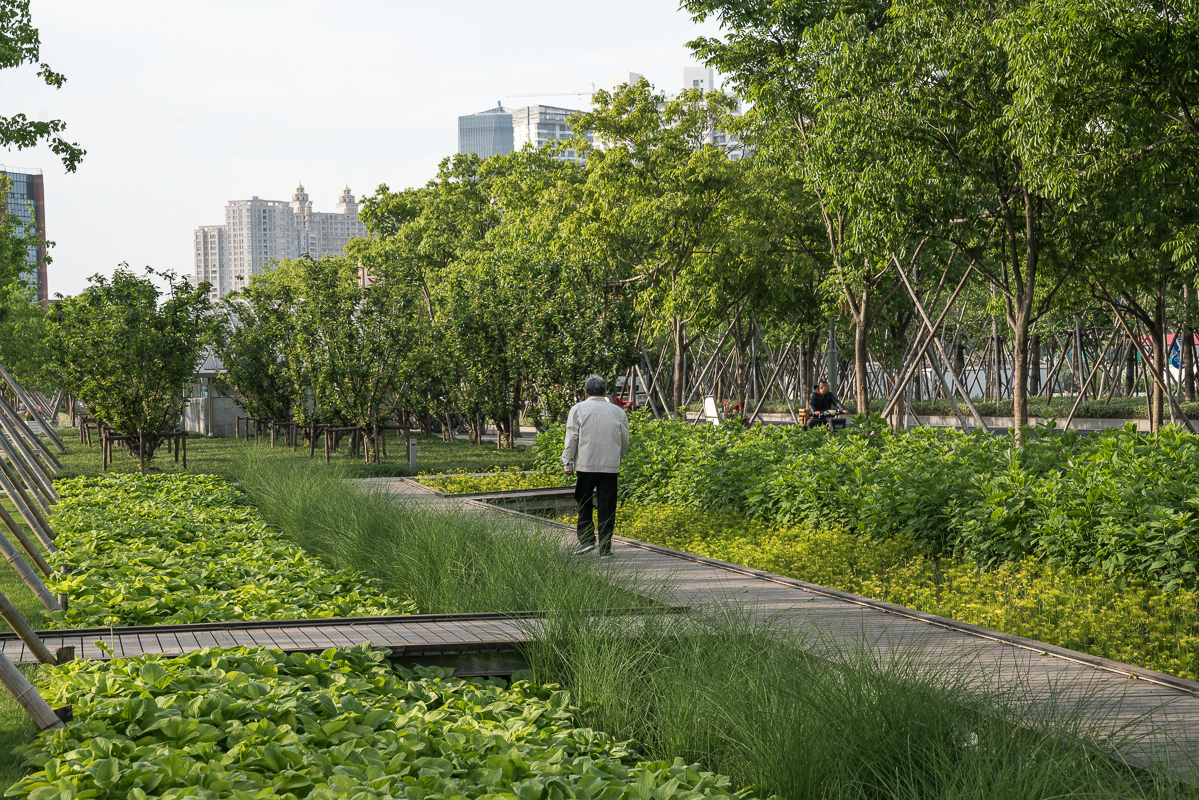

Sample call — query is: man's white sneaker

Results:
[573,544,596,556]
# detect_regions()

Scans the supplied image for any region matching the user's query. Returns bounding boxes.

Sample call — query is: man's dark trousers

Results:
[575,471,618,553]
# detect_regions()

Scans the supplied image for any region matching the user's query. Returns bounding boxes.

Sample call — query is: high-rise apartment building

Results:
[0,165,47,303]
[194,182,367,299]
[459,103,515,158]
[511,105,591,163]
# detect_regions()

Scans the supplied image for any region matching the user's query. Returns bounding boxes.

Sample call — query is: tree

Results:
[563,80,760,415]
[0,0,85,171]
[215,281,300,423]
[0,280,50,389]
[285,254,428,460]
[46,268,214,463]
[684,1,908,416]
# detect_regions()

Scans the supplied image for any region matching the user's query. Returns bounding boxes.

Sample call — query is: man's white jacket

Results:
[561,396,629,474]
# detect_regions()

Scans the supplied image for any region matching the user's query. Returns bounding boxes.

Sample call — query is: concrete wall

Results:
[183,396,246,438]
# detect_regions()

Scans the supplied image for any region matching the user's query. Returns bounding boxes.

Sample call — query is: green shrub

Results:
[617,504,1199,681]
[45,474,416,627]
[536,417,1199,589]
[415,467,565,494]
[9,644,759,800]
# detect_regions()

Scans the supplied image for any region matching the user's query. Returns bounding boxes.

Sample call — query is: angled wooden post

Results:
[0,589,57,665]
[0,652,63,730]
[0,504,52,576]
[0,528,61,612]
[0,363,66,453]
[0,458,56,552]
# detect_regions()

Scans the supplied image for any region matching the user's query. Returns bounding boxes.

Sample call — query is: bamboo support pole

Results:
[0,363,66,453]
[0,589,57,665]
[1087,267,1197,434]
[889,258,989,431]
[0,399,60,474]
[0,410,58,501]
[0,652,63,730]
[0,503,51,576]
[0,428,56,511]
[1062,327,1120,430]
[0,528,61,612]
[0,459,55,551]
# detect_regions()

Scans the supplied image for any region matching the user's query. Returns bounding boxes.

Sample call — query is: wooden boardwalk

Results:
[361,476,1199,778]
[0,612,538,665]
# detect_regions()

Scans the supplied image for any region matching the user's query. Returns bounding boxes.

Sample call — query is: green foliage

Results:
[526,601,1189,800]
[8,644,758,800]
[617,503,1199,681]
[0,281,50,390]
[44,473,416,627]
[536,418,1199,589]
[46,268,216,462]
[234,448,645,615]
[415,467,564,495]
[0,1,84,171]
[214,280,299,422]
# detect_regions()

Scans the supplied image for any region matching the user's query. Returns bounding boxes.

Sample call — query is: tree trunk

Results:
[670,318,686,417]
[1151,277,1166,430]
[1125,336,1137,397]
[852,284,870,414]
[1185,284,1196,403]
[1029,334,1041,395]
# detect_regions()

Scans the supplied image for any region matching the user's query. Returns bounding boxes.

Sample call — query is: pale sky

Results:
[1,0,725,297]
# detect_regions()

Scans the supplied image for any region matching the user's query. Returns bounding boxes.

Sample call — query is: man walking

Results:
[562,375,629,557]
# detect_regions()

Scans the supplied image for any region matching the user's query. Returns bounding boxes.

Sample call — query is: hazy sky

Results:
[2,0,725,297]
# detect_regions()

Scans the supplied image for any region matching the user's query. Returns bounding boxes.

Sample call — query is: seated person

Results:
[806,381,846,428]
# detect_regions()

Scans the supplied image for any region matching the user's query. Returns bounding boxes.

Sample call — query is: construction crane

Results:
[507,83,597,102]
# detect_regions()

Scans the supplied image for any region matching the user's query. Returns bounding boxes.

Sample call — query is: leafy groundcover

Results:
[7,644,756,800]
[537,415,1199,591]
[45,474,416,627]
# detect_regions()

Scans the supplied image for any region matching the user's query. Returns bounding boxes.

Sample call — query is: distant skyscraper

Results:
[194,183,367,299]
[0,165,47,303]
[459,103,515,158]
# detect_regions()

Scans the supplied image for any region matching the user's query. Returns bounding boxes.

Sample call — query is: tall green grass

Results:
[233,447,649,614]
[521,606,1195,800]
[235,446,1197,798]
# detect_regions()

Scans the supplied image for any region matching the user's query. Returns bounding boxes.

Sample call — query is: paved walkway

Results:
[359,476,1199,779]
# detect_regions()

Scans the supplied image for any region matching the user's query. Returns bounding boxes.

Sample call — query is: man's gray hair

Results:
[585,375,607,396]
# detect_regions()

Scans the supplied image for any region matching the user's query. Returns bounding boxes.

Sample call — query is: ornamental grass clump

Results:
[522,606,1195,800]
[234,448,650,615]
[9,644,760,800]
[46,474,416,627]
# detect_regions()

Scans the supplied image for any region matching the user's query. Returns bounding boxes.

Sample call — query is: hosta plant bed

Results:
[6,644,759,800]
